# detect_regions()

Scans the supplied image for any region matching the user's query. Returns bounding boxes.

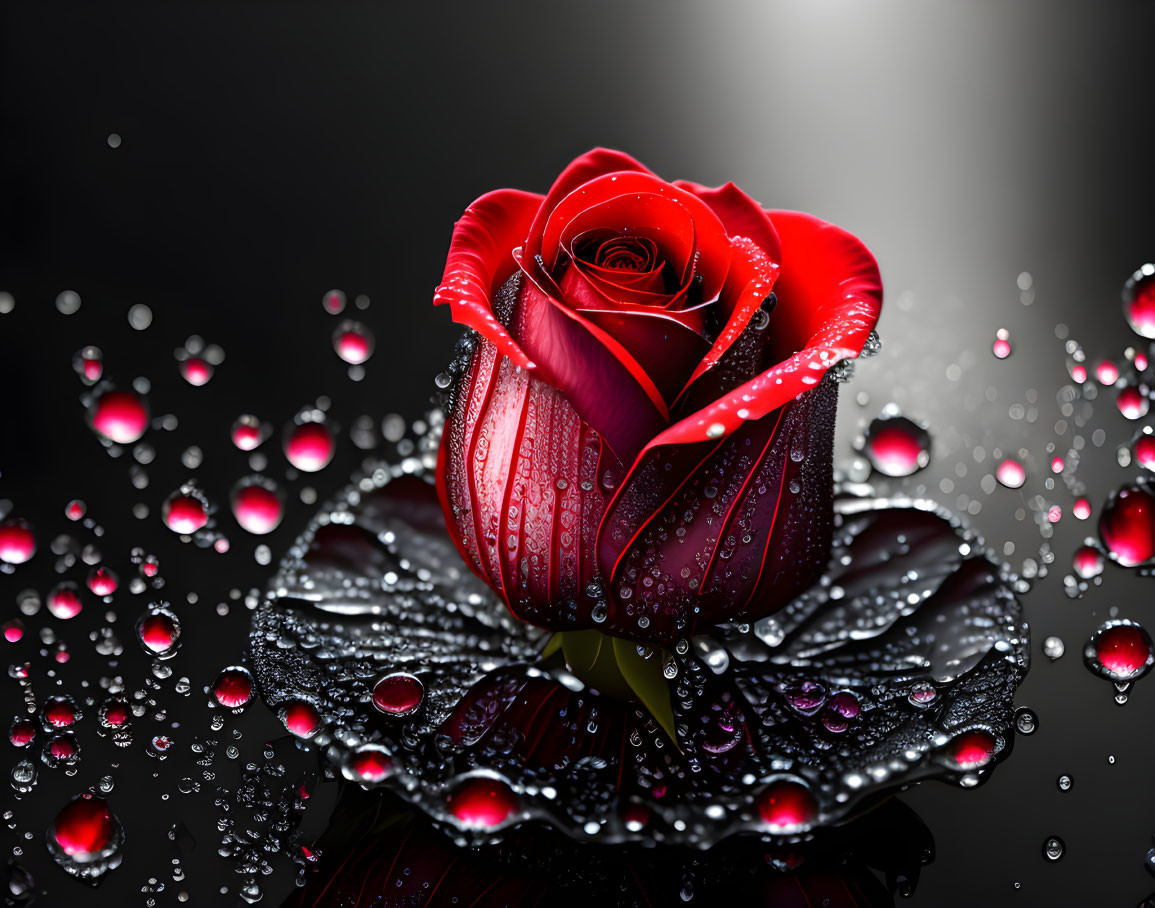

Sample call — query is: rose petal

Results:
[523,147,658,264]
[438,329,616,626]
[626,211,881,456]
[511,263,671,463]
[538,172,732,304]
[597,380,837,642]
[673,179,783,265]
[433,188,545,369]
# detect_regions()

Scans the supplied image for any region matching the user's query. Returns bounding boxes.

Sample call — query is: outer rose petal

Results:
[433,188,544,368]
[437,329,619,629]
[597,378,838,643]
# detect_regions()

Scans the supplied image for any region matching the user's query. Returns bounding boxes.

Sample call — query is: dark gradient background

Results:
[2,2,1154,905]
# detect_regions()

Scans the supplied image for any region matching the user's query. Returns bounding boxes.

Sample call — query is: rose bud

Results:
[435,148,881,645]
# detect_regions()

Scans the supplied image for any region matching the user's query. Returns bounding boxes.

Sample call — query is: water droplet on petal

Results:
[371,672,424,716]
[947,729,998,769]
[280,701,322,738]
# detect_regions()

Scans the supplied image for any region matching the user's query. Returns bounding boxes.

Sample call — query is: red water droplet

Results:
[180,357,213,386]
[1088,622,1152,681]
[141,556,160,578]
[1073,545,1104,579]
[1123,265,1155,339]
[9,719,36,747]
[446,776,518,828]
[163,494,208,535]
[1099,484,1155,567]
[65,500,86,521]
[212,667,254,709]
[47,735,79,760]
[230,415,266,451]
[348,747,392,783]
[1117,386,1150,420]
[1135,435,1155,472]
[3,619,23,643]
[73,346,104,383]
[231,484,283,535]
[371,673,424,716]
[90,390,148,444]
[137,610,180,656]
[43,697,77,728]
[1138,352,1150,371]
[0,520,36,565]
[99,699,130,727]
[1051,456,1064,473]
[282,701,321,738]
[53,795,115,857]
[862,415,931,477]
[322,289,346,314]
[909,683,937,705]
[47,583,83,620]
[86,567,118,596]
[995,459,1026,489]
[756,779,817,830]
[992,331,1012,359]
[949,729,997,769]
[1070,363,1087,383]
[284,422,334,472]
[55,650,69,664]
[1096,360,1120,385]
[333,321,375,365]
[1073,498,1091,520]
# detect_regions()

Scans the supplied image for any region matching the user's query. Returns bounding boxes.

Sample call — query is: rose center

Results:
[589,235,659,273]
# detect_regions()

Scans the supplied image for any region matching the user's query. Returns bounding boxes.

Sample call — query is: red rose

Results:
[435,148,881,644]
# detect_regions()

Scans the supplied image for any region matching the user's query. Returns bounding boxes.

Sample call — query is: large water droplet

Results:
[231,482,283,535]
[48,794,123,881]
[1122,263,1155,339]
[89,390,149,445]
[371,672,424,717]
[445,775,518,829]
[756,779,817,831]
[1099,483,1155,567]
[0,519,36,565]
[284,422,334,473]
[861,414,931,477]
[1083,620,1152,683]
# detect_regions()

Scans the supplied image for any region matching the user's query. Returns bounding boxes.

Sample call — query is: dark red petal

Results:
[577,307,710,407]
[626,211,881,457]
[511,263,670,464]
[433,188,544,368]
[597,380,837,642]
[673,179,783,264]
[437,331,617,627]
[676,235,780,402]
[538,172,732,304]
[523,147,657,263]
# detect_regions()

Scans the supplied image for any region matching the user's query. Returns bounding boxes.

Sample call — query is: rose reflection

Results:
[252,448,1027,896]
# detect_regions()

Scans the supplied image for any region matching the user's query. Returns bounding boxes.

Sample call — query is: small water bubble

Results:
[55,291,81,315]
[127,304,153,330]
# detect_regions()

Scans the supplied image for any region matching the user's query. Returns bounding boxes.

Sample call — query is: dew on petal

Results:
[281,701,322,738]
[446,775,518,829]
[756,779,817,831]
[947,729,997,769]
[371,672,424,717]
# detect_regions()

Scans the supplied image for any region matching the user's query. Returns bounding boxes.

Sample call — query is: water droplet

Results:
[332,320,375,365]
[1073,498,1091,520]
[127,303,152,330]
[43,696,79,729]
[231,482,283,535]
[55,290,81,315]
[48,794,123,881]
[992,329,1012,359]
[1042,836,1065,862]
[280,701,322,738]
[89,390,149,445]
[343,746,393,783]
[446,775,518,828]
[72,346,103,384]
[1099,483,1155,567]
[1116,386,1149,420]
[1122,264,1155,338]
[47,582,83,620]
[0,520,36,565]
[284,422,334,473]
[86,567,118,597]
[1135,435,1155,472]
[321,289,346,314]
[1014,707,1038,735]
[179,357,213,387]
[947,729,997,769]
[1096,360,1120,386]
[1073,545,1104,579]
[1042,636,1065,661]
[861,414,932,477]
[212,666,254,709]
[136,606,182,658]
[1056,774,1072,791]
[162,492,209,535]
[1084,620,1152,683]
[995,459,1026,489]
[755,779,816,831]
[231,415,268,451]
[371,672,424,717]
